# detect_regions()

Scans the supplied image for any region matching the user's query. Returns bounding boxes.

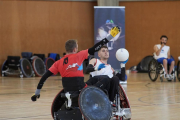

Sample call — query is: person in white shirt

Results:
[154,35,175,80]
[86,46,120,103]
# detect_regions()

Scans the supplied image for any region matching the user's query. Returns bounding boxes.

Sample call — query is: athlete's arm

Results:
[86,58,97,73]
[31,70,53,101]
[31,61,59,101]
[88,26,120,55]
[167,48,170,59]
[154,44,164,56]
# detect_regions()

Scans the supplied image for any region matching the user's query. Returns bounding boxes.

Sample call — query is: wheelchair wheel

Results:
[79,86,112,120]
[160,77,163,82]
[31,56,46,77]
[116,84,131,120]
[45,58,55,70]
[1,60,8,77]
[51,89,65,119]
[177,61,180,81]
[148,59,159,81]
[20,58,33,78]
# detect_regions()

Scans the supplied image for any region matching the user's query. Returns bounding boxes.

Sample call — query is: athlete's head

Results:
[160,35,168,45]
[98,46,109,60]
[65,39,78,54]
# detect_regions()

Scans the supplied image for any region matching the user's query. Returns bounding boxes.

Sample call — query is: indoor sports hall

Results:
[0,0,180,120]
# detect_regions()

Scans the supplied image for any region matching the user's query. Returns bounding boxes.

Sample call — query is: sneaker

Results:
[120,80,127,84]
[165,74,170,79]
[168,74,173,80]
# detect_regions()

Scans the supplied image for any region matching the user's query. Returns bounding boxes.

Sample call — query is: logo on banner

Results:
[96,19,121,50]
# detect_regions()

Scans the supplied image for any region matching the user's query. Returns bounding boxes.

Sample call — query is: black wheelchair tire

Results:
[177,61,180,81]
[31,56,46,77]
[20,58,33,78]
[1,60,8,76]
[148,59,159,82]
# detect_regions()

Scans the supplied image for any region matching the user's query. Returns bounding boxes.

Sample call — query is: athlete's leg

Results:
[86,75,111,91]
[157,58,167,74]
[168,59,175,75]
[109,76,119,102]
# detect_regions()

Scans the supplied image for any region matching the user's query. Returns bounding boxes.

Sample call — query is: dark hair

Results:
[63,52,66,56]
[160,35,168,40]
[98,46,108,51]
[65,39,77,53]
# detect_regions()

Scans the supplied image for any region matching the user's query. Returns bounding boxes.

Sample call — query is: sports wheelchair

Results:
[148,57,176,82]
[1,56,34,78]
[51,85,131,120]
[22,52,55,77]
[177,59,180,81]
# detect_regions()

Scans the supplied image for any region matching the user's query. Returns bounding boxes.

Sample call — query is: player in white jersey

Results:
[86,46,120,103]
[154,35,175,80]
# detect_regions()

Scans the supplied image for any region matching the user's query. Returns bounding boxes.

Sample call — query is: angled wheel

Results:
[79,86,112,120]
[51,89,65,119]
[115,84,131,120]
[1,60,8,77]
[45,58,55,70]
[20,58,33,77]
[160,77,163,82]
[177,61,180,81]
[148,59,159,81]
[31,56,46,77]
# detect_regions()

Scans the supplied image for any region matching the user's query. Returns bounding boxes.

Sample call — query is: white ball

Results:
[116,48,129,62]
[178,56,180,61]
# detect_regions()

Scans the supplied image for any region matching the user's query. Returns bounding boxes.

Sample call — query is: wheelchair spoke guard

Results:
[79,86,112,120]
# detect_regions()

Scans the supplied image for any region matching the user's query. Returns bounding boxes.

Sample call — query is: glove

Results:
[95,63,106,71]
[31,94,40,101]
[31,89,41,101]
[110,26,120,37]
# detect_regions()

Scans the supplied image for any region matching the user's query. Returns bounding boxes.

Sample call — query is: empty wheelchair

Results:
[45,53,61,70]
[51,85,131,120]
[177,60,180,81]
[1,56,34,78]
[148,58,176,82]
[22,52,47,77]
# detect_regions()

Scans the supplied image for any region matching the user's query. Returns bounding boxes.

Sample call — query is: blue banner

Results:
[94,6,125,71]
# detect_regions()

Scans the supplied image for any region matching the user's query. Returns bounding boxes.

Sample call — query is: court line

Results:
[0,114,51,120]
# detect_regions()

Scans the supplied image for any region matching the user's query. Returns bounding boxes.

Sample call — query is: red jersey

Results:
[49,49,88,77]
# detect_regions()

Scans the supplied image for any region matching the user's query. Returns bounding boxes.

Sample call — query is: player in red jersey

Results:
[31,26,120,101]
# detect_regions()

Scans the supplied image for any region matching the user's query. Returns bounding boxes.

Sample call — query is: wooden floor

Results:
[0,73,180,120]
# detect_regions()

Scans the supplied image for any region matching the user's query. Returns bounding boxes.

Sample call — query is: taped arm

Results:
[35,70,53,95]
[88,26,120,55]
[85,58,96,73]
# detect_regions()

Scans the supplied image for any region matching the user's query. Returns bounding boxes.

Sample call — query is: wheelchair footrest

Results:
[114,108,131,119]
[54,107,83,120]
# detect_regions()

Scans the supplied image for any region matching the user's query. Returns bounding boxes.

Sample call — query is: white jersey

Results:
[154,44,169,59]
[90,59,114,78]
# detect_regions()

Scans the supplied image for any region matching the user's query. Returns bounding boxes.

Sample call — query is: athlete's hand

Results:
[160,43,165,48]
[95,63,106,71]
[110,26,120,37]
[31,94,40,101]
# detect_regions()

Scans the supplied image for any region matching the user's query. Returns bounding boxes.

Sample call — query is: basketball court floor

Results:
[0,73,179,120]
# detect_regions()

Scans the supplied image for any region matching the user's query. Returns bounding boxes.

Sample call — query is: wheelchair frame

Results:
[51,85,131,120]
[148,58,176,82]
[177,60,180,81]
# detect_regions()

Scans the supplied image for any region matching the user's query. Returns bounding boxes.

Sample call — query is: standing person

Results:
[154,35,175,80]
[31,26,120,101]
